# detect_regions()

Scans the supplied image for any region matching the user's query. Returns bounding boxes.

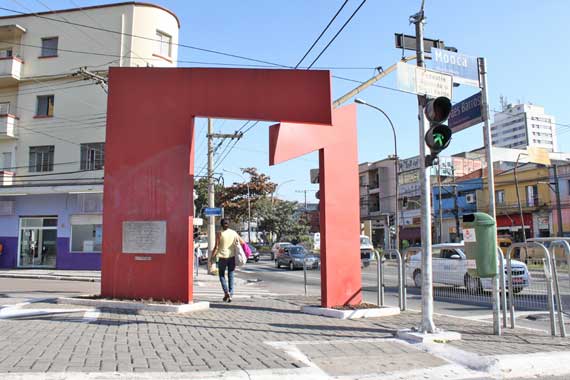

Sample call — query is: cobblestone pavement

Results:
[1,279,570,379]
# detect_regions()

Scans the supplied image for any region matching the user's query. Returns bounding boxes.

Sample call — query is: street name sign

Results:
[449,92,483,133]
[394,33,446,53]
[397,62,453,98]
[204,207,223,217]
[432,48,479,87]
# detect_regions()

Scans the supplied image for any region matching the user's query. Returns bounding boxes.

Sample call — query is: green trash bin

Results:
[462,212,498,278]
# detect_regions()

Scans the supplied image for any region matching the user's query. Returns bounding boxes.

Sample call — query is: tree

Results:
[194,177,223,218]
[255,197,309,243]
[218,168,277,224]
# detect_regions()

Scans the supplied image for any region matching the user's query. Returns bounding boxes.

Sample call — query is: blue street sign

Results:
[204,207,223,217]
[432,48,479,87]
[449,92,484,133]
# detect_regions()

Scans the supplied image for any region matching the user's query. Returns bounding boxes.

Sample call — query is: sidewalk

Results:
[0,269,101,282]
[1,279,570,379]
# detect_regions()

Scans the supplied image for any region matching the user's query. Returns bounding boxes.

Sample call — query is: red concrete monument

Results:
[102,67,361,307]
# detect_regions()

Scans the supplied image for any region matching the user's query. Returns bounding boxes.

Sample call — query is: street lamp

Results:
[513,153,529,258]
[272,179,295,204]
[355,98,400,250]
[224,169,251,243]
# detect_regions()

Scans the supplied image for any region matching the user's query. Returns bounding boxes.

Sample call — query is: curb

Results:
[0,274,99,282]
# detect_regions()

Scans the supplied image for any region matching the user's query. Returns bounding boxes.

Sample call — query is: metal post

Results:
[497,250,507,329]
[551,252,566,337]
[401,251,407,310]
[543,251,557,336]
[377,250,384,306]
[246,183,251,244]
[393,249,404,310]
[553,165,564,237]
[412,7,435,333]
[437,164,443,243]
[303,251,308,297]
[207,118,216,274]
[506,249,515,328]
[480,57,501,335]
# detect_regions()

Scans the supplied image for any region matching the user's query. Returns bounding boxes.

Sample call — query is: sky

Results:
[2,0,569,203]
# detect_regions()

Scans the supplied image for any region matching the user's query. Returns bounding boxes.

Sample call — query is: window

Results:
[36,95,54,117]
[567,180,570,196]
[2,152,12,170]
[496,190,505,205]
[29,145,54,172]
[155,30,171,57]
[80,143,105,171]
[0,48,12,58]
[0,102,9,115]
[40,37,58,57]
[526,185,538,207]
[70,215,102,252]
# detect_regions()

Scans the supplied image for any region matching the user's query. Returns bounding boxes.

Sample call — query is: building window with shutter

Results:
[40,37,58,57]
[80,143,105,171]
[36,95,54,117]
[496,190,505,205]
[29,145,54,172]
[155,30,172,57]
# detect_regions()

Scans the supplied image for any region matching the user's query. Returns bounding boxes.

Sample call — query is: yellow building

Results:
[477,165,552,241]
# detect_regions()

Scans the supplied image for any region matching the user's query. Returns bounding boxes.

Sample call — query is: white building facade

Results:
[0,2,179,269]
[491,103,557,152]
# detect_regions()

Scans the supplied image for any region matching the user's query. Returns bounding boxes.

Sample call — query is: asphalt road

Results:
[237,255,570,333]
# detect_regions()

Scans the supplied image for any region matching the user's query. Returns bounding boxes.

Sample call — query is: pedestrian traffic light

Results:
[402,196,408,209]
[424,96,452,167]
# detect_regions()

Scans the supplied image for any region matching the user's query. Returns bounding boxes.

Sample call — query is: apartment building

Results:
[0,2,179,269]
[491,103,557,152]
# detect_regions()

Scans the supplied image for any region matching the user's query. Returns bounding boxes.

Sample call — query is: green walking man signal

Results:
[424,96,453,167]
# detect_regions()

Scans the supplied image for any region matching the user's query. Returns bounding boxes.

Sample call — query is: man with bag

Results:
[212,219,247,302]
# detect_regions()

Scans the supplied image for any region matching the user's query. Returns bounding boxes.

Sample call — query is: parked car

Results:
[405,243,531,294]
[271,242,292,260]
[247,244,260,263]
[275,245,319,270]
[360,235,374,267]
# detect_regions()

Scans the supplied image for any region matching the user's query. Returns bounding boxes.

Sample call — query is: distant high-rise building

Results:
[491,103,557,152]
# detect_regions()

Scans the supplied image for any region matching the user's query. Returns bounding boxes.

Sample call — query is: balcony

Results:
[0,171,14,186]
[0,114,17,139]
[0,57,22,85]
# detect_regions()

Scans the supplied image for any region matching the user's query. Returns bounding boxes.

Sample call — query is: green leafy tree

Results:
[194,177,223,218]
[218,168,276,223]
[255,197,309,243]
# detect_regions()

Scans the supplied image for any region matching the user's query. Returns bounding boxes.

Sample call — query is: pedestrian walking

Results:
[213,219,245,302]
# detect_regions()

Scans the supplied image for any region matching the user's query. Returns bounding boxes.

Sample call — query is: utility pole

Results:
[74,67,108,93]
[553,165,564,237]
[207,119,216,274]
[206,121,243,273]
[411,2,436,334]
[479,57,501,335]
[295,189,313,212]
[437,163,443,243]
[453,185,460,242]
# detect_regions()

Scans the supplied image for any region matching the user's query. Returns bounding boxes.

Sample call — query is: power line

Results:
[306,0,368,69]
[0,5,291,69]
[294,0,349,69]
[211,2,368,172]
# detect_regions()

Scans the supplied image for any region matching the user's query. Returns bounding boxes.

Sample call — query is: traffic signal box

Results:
[424,96,452,167]
[462,213,498,278]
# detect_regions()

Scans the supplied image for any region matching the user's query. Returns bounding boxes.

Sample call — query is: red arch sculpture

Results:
[102,67,361,307]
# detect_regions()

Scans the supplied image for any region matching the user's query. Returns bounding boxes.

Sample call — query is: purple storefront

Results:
[0,192,101,270]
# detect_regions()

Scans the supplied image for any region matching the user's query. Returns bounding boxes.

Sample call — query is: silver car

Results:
[405,243,531,294]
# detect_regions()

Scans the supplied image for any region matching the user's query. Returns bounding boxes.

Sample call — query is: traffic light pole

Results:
[479,57,502,335]
[413,9,436,333]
